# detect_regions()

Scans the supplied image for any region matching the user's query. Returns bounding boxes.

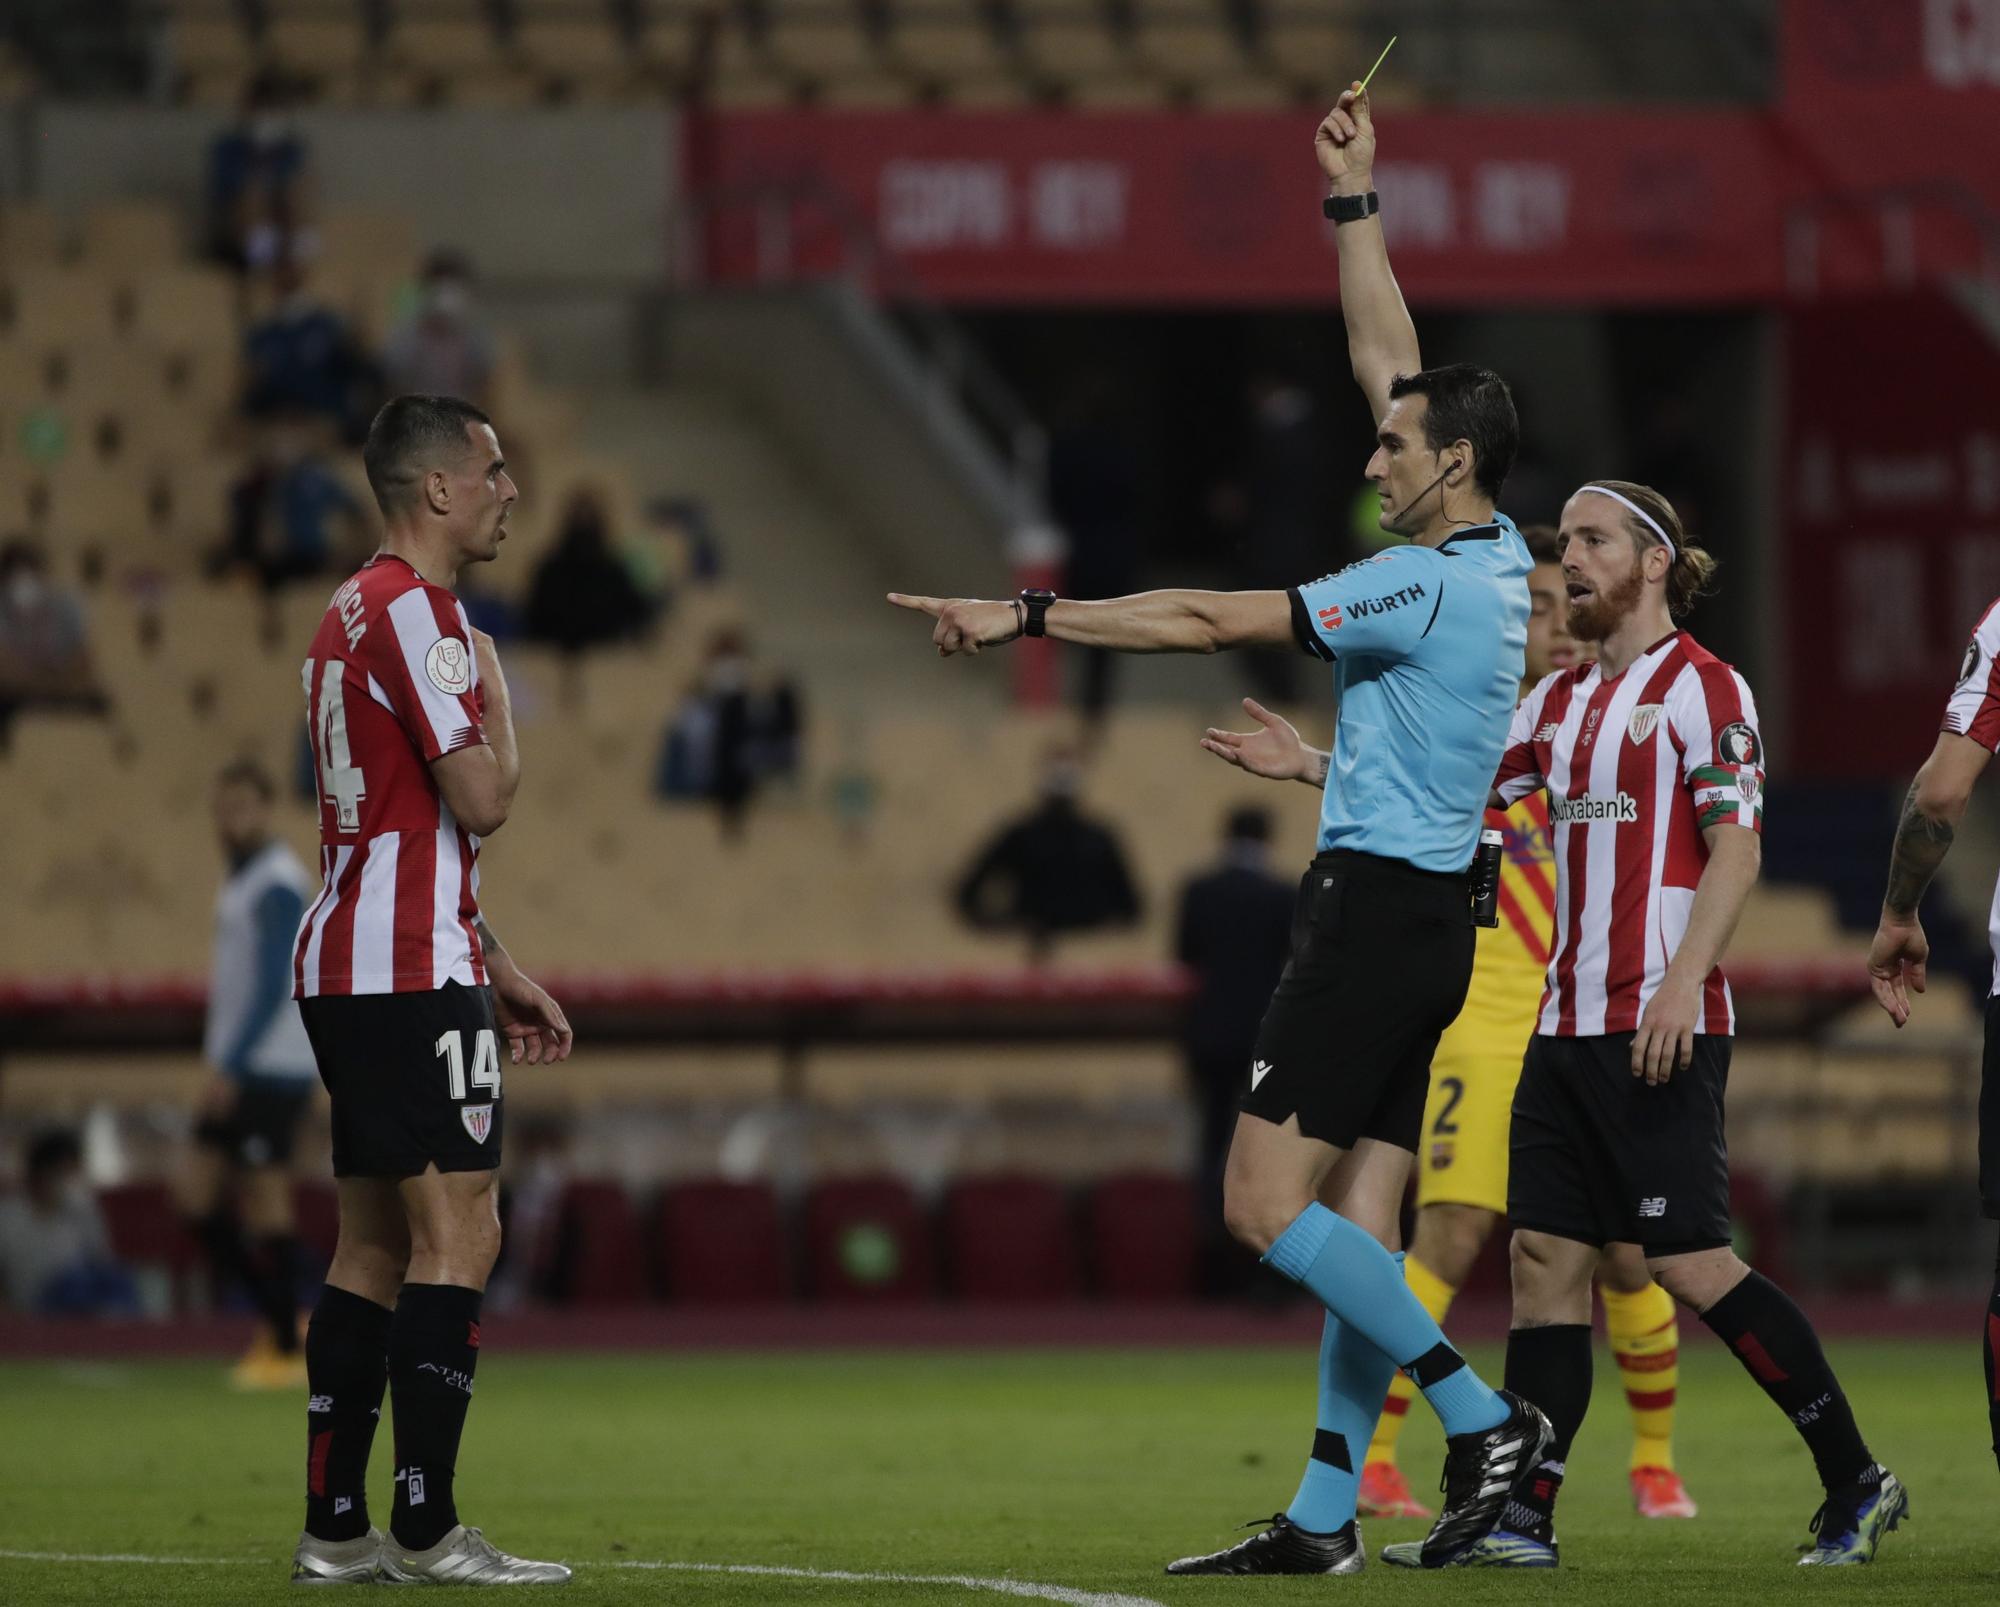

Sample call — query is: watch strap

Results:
[1322,190,1380,225]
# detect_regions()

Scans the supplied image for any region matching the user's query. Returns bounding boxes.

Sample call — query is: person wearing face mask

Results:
[0,1130,137,1316]
[952,743,1141,963]
[207,74,312,274]
[215,413,368,598]
[243,258,377,440]
[0,538,106,751]
[384,251,497,407]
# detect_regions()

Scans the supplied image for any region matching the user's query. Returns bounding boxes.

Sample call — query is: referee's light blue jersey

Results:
[1286,517,1532,874]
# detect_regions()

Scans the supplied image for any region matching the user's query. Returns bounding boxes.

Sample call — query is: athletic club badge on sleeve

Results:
[461,1103,494,1144]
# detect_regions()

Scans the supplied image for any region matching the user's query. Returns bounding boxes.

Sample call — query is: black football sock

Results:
[304,1284,392,1542]
[251,1233,303,1354]
[1500,1324,1592,1540]
[1986,1230,2000,1476]
[192,1210,253,1308]
[1700,1271,1872,1492]
[389,1283,483,1550]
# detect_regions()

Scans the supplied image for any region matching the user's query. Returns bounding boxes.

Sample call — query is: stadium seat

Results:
[1085,1172,1198,1300]
[79,203,185,268]
[2,269,122,345]
[656,1179,791,1302]
[943,1174,1082,1301]
[0,203,69,266]
[292,1178,340,1264]
[551,1179,650,1304]
[803,1176,937,1301]
[99,1181,200,1305]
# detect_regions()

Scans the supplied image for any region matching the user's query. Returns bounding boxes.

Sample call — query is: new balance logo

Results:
[1250,1060,1274,1091]
[1535,722,1560,742]
[334,1498,353,1516]
[308,1394,334,1413]
[1637,1196,1667,1218]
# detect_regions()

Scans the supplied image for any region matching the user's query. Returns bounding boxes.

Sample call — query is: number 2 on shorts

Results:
[435,1029,502,1100]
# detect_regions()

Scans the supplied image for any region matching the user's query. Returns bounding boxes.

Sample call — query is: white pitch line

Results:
[607,1561,1168,1607]
[0,1548,1169,1606]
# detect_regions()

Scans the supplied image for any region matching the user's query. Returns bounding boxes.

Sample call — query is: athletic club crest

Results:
[1627,704,1663,745]
[461,1103,494,1144]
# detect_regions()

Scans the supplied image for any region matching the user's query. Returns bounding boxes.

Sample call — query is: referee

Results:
[891,84,1547,1574]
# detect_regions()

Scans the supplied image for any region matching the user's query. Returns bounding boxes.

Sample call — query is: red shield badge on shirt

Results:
[461,1103,494,1144]
[1627,704,1663,745]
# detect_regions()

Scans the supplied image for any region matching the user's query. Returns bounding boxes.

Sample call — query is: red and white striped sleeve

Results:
[1674,661,1764,835]
[1943,599,2000,752]
[368,585,486,762]
[1492,679,1549,806]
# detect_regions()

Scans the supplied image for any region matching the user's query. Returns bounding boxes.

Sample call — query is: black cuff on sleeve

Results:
[1287,588,1335,662]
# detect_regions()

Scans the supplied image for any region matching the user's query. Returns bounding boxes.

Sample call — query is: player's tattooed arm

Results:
[1880,783,1955,919]
[473,916,517,980]
[1868,733,1988,1026]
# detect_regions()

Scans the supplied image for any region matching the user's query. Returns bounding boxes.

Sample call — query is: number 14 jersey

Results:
[293,553,490,999]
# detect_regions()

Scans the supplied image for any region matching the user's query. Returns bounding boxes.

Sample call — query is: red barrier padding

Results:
[552,1180,648,1306]
[657,1179,790,1304]
[943,1174,1082,1302]
[803,1177,936,1303]
[1087,1173,1199,1302]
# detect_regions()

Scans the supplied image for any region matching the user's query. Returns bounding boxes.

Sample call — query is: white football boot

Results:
[291,1526,384,1583]
[379,1524,572,1584]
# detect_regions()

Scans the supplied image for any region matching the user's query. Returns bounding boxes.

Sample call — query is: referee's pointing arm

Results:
[886,590,1295,659]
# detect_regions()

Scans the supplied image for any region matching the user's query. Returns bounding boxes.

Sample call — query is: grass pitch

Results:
[0,1337,1992,1605]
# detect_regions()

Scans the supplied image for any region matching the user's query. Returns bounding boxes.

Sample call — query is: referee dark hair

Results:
[892,83,1548,1573]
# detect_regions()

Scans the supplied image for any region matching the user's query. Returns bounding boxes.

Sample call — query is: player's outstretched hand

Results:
[1866,914,1928,1029]
[1631,976,1699,1085]
[887,593,1022,657]
[1201,698,1308,781]
[492,968,574,1066]
[1315,83,1376,185]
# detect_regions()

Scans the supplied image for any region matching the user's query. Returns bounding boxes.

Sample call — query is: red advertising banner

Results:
[693,108,1788,306]
[1780,291,2000,778]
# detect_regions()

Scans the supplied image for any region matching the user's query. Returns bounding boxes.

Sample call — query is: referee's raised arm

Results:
[1318,84,1418,426]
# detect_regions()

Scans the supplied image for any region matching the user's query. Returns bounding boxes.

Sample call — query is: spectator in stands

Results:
[954,744,1141,962]
[1174,806,1295,1290]
[654,628,803,837]
[0,1129,137,1317]
[213,415,368,614]
[242,258,376,441]
[206,73,314,274]
[1049,370,1142,721]
[1218,371,1339,704]
[524,487,655,685]
[0,537,107,751]
[382,250,498,406]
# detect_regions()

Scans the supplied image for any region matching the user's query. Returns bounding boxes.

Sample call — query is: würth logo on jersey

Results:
[1346,582,1426,618]
[1550,792,1640,825]
[461,1103,494,1143]
[1317,604,1344,631]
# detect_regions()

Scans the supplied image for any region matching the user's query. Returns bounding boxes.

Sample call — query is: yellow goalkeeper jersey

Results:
[1459,794,1557,1033]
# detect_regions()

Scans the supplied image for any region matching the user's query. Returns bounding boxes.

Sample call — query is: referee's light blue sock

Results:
[1285,1274,1401,1535]
[1264,1203,1507,1438]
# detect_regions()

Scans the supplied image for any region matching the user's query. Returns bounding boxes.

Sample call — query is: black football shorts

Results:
[299,981,504,1178]
[1241,849,1476,1152]
[194,1076,315,1169]
[1508,1030,1733,1255]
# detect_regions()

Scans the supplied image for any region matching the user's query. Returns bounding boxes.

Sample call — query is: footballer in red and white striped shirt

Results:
[288,396,571,1588]
[1494,612,1762,1041]
[1497,480,1903,1566]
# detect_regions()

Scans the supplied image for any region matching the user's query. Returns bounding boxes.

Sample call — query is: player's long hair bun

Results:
[1583,478,1719,620]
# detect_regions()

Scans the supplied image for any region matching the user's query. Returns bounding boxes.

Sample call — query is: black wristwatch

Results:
[1018,588,1057,638]
[1322,190,1380,225]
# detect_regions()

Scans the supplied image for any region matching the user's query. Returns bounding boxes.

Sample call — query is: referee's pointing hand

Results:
[888,593,1022,657]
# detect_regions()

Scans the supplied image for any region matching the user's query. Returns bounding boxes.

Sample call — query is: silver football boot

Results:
[291,1526,384,1584]
[379,1524,572,1584]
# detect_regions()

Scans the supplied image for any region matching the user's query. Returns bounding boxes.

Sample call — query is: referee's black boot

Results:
[1164,1514,1363,1576]
[1419,1392,1553,1568]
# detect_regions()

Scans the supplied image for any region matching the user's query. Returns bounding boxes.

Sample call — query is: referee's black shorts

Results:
[1241,849,1475,1152]
[1508,1030,1733,1255]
